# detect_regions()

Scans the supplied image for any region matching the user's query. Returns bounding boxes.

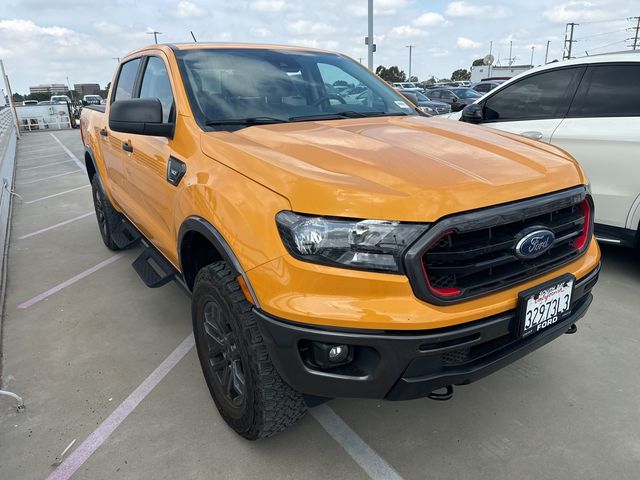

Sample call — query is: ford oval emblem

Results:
[514,229,555,259]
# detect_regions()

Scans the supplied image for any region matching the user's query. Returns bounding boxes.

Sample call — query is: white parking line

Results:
[18,169,83,185]
[21,159,74,172]
[311,404,404,480]
[17,212,94,240]
[46,334,195,480]
[21,152,68,163]
[17,253,124,309]
[49,133,85,171]
[24,184,90,204]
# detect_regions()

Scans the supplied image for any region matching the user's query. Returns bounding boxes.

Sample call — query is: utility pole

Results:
[563,23,578,60]
[367,0,374,70]
[530,46,535,66]
[66,76,73,102]
[508,40,513,66]
[488,40,493,78]
[544,40,550,64]
[406,45,415,80]
[147,30,162,44]
[631,16,640,50]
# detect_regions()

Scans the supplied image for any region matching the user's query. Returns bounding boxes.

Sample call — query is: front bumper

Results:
[256,264,599,401]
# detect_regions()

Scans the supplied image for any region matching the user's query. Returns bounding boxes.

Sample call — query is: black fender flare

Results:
[177,216,260,307]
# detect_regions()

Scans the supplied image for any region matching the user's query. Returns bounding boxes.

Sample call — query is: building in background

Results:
[29,83,67,95]
[74,83,101,97]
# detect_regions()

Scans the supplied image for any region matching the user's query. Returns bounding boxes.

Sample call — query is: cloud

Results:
[346,0,409,17]
[427,47,450,57]
[446,1,507,18]
[412,12,446,27]
[387,25,429,39]
[288,38,339,50]
[457,36,481,49]
[176,1,205,18]
[250,0,287,12]
[93,21,121,34]
[543,1,609,23]
[287,20,335,35]
[251,27,272,38]
[0,18,72,38]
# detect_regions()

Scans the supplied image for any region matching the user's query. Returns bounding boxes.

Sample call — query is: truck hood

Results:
[200,116,586,221]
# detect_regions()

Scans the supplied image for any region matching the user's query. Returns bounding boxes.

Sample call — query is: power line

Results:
[574,28,627,41]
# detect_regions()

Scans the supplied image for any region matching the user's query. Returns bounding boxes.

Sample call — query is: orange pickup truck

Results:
[80,43,600,439]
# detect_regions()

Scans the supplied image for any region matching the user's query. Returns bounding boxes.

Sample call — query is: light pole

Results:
[147,30,162,44]
[406,45,415,80]
[544,40,550,64]
[367,0,374,70]
[66,75,74,103]
[530,45,535,66]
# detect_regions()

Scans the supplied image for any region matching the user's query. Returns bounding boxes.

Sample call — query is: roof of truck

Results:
[124,42,335,58]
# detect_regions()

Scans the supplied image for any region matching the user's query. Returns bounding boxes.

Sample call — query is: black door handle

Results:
[99,128,108,137]
[122,142,133,153]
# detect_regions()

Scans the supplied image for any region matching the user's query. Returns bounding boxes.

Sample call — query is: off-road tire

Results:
[192,262,307,439]
[91,175,122,251]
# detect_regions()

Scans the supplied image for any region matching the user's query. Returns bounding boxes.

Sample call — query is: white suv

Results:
[450,52,640,247]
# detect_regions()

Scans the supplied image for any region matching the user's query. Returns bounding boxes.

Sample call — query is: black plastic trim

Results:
[595,223,638,248]
[177,217,260,306]
[255,264,598,400]
[403,186,591,306]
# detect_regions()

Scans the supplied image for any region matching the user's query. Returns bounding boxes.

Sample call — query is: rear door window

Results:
[113,58,141,102]
[568,64,640,117]
[483,67,584,122]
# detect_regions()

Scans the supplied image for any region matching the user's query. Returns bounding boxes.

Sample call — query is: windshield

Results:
[175,48,418,129]
[451,88,482,99]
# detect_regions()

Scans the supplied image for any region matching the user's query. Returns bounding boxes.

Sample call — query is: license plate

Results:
[518,276,574,338]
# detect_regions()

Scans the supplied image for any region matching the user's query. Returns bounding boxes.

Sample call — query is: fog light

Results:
[306,341,354,369]
[329,345,349,363]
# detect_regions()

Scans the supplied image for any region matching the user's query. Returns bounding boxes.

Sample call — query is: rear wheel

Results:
[192,262,307,439]
[91,176,121,251]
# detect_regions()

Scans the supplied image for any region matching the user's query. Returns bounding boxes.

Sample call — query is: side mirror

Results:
[460,103,484,124]
[109,98,173,137]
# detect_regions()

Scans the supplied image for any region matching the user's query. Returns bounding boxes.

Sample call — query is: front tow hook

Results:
[565,324,578,334]
[428,385,454,401]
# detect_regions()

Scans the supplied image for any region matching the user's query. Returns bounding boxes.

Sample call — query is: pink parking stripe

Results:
[17,254,124,309]
[46,334,195,480]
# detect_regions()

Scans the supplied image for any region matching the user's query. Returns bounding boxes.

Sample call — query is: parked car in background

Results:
[428,87,482,111]
[454,52,640,247]
[82,94,103,105]
[22,100,38,105]
[392,82,422,91]
[50,95,72,104]
[472,80,505,93]
[37,100,53,105]
[397,89,451,115]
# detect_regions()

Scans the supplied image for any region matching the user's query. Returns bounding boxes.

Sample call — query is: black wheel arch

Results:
[178,216,260,306]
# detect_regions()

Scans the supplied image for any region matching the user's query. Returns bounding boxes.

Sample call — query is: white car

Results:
[450,52,640,247]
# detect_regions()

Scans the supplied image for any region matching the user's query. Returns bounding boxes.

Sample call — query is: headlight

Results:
[276,211,428,273]
[419,106,435,114]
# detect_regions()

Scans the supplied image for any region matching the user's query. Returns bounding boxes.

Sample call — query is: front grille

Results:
[408,188,592,304]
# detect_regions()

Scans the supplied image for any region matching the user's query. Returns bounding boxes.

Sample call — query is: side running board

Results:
[112,216,141,249]
[132,242,179,288]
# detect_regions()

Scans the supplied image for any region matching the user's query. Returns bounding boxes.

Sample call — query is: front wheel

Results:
[192,262,307,439]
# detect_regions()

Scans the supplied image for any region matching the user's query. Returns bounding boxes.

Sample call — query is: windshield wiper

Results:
[205,116,289,126]
[288,111,409,121]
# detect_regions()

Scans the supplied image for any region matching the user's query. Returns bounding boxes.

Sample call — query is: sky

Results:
[1,0,639,94]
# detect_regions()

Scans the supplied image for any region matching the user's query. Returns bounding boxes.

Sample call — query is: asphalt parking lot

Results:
[1,129,639,480]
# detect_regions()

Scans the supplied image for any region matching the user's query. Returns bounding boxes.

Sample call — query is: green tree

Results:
[408,75,419,82]
[451,69,471,81]
[472,58,485,66]
[375,65,406,83]
[423,76,437,85]
[12,92,24,102]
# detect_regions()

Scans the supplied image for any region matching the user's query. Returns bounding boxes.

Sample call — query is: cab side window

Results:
[139,57,175,123]
[113,58,141,102]
[483,68,583,122]
[568,64,640,118]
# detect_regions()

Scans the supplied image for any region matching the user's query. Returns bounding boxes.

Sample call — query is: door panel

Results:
[478,118,563,143]
[551,117,640,229]
[122,54,181,265]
